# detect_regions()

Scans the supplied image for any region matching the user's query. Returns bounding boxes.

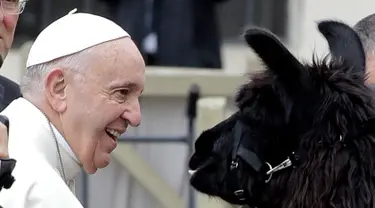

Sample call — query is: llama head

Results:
[188,20,375,207]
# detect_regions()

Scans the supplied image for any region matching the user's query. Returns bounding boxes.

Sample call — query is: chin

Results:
[95,154,111,169]
[97,161,110,169]
[189,170,219,196]
[189,170,247,205]
[82,163,98,174]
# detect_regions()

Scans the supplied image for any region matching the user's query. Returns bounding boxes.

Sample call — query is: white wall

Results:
[291,0,375,60]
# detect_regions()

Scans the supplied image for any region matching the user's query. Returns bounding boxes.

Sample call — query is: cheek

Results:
[68,90,101,125]
[92,136,112,168]
[97,136,112,153]
[99,101,127,125]
[63,91,99,157]
[3,15,17,40]
[4,15,17,29]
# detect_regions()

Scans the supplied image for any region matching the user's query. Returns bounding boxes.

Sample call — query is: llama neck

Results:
[264,137,375,208]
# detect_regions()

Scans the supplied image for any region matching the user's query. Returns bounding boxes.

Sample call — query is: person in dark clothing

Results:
[0,0,28,193]
[0,76,21,112]
[0,0,24,112]
[100,0,229,69]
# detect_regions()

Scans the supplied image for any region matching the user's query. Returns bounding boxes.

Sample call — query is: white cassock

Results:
[0,98,83,207]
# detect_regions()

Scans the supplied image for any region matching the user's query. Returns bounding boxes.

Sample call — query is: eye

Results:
[113,88,130,102]
[3,0,19,5]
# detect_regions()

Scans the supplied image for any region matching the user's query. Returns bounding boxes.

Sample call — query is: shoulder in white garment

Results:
[0,97,84,208]
[0,150,83,208]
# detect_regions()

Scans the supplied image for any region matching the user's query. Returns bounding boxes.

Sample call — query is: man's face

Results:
[62,38,145,174]
[0,0,20,60]
[366,56,375,84]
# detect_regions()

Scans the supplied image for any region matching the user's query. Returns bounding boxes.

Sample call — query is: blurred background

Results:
[3,0,375,207]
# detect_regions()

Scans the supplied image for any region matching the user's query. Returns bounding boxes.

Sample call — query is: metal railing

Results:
[80,84,200,208]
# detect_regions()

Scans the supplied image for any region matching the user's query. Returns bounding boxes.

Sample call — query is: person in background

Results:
[0,0,25,110]
[0,9,145,207]
[354,13,375,84]
[99,0,230,69]
[0,0,28,193]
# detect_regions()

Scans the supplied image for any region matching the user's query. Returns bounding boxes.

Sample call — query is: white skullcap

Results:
[26,8,130,68]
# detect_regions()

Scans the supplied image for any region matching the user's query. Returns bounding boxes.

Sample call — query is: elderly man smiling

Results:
[0,9,145,207]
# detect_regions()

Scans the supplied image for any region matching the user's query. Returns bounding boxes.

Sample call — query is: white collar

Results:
[2,98,82,182]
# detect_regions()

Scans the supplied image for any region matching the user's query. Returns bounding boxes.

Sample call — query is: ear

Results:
[244,27,312,96]
[318,20,366,75]
[45,68,68,113]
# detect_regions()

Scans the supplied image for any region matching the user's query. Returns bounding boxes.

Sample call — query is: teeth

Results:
[106,129,121,139]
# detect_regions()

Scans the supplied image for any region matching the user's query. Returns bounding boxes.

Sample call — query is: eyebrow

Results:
[109,81,143,93]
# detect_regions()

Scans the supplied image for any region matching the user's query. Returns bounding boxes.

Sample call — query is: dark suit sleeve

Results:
[0,75,21,111]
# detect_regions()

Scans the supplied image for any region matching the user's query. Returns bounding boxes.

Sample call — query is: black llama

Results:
[188,20,375,208]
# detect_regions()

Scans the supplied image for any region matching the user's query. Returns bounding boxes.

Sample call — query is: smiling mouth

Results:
[105,128,121,141]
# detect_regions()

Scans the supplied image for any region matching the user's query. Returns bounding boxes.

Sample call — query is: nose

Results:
[122,99,142,127]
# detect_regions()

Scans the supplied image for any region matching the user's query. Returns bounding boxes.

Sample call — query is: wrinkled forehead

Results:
[85,38,145,89]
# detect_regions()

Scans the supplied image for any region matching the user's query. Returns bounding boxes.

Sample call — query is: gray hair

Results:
[20,47,94,97]
[353,13,375,56]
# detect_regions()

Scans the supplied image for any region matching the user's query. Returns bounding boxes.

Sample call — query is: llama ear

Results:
[318,20,366,75]
[244,28,312,96]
